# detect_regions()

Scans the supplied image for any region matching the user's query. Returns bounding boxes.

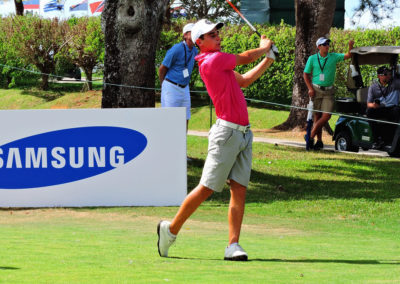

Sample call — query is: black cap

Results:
[377,66,390,75]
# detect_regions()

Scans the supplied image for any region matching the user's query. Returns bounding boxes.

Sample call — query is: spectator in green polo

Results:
[303,37,354,150]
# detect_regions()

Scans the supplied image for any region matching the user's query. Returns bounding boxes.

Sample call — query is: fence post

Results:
[209,96,213,128]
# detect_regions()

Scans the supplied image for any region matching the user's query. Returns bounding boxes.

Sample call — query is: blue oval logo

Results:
[0,127,147,189]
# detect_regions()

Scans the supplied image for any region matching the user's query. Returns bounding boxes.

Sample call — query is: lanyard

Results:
[182,42,192,68]
[378,81,391,98]
[317,53,328,72]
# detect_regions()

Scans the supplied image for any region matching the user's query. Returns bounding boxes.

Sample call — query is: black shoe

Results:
[304,134,314,150]
[314,140,324,150]
[372,140,385,150]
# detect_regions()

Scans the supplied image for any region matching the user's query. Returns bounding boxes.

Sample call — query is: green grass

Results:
[188,98,339,132]
[0,82,102,110]
[0,85,338,132]
[0,84,399,282]
[1,137,400,283]
[189,102,293,131]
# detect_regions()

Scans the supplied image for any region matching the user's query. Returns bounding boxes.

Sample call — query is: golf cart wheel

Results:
[388,152,400,158]
[335,132,359,152]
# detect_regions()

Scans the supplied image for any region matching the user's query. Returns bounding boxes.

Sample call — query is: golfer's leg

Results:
[228,180,247,245]
[169,184,213,235]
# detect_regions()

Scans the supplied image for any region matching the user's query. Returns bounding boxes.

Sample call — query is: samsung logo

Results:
[0,127,147,189]
[0,146,125,169]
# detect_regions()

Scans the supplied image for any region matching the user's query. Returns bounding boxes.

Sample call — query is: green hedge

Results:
[157,22,400,105]
[1,15,400,101]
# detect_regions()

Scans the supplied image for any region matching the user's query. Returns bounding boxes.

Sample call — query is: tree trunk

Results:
[14,0,24,16]
[274,0,336,132]
[101,0,168,108]
[84,68,93,90]
[41,74,49,90]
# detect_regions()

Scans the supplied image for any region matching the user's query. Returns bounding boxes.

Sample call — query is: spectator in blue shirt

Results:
[159,23,198,130]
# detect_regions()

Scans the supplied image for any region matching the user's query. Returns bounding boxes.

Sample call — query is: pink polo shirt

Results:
[196,51,249,126]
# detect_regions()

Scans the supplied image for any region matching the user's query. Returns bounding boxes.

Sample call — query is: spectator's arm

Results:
[344,40,355,60]
[158,64,168,84]
[303,72,315,98]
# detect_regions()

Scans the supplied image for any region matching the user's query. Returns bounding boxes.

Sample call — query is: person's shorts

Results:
[200,121,253,192]
[313,86,335,113]
[161,80,191,120]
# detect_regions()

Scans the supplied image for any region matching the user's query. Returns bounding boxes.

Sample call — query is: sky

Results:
[1,0,400,30]
[345,0,400,29]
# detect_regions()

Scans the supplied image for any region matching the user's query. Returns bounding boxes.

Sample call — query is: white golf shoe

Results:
[157,220,176,257]
[224,243,248,261]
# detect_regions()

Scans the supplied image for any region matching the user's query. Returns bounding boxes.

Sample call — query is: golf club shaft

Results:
[225,0,280,56]
[225,0,261,37]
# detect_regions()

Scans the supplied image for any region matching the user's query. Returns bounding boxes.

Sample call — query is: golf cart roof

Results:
[351,46,400,65]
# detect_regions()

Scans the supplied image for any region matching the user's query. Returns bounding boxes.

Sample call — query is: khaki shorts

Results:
[200,123,253,192]
[313,87,335,113]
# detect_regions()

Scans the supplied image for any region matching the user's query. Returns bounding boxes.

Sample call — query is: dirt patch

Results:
[50,105,68,109]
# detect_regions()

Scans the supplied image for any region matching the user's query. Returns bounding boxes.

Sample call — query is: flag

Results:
[44,0,64,12]
[89,0,104,14]
[23,0,39,9]
[69,0,88,11]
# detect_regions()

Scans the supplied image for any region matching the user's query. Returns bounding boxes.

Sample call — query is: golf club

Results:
[225,0,279,56]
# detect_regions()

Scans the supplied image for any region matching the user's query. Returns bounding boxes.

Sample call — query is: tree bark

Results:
[101,0,168,108]
[83,68,93,90]
[14,0,24,16]
[41,74,49,90]
[274,0,336,132]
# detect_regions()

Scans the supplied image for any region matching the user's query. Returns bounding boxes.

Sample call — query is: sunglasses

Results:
[379,72,390,76]
[320,42,330,46]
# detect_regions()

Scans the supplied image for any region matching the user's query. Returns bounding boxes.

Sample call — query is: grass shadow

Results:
[168,256,400,265]
[17,81,102,102]
[251,258,400,265]
[20,89,64,102]
[0,266,20,270]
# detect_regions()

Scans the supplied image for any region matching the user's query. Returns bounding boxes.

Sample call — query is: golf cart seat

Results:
[356,87,369,114]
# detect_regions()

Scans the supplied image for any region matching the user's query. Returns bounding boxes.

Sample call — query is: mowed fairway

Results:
[1,136,400,283]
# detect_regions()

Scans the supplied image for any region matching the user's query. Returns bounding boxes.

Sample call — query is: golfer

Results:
[303,37,354,150]
[157,19,275,261]
[159,23,198,130]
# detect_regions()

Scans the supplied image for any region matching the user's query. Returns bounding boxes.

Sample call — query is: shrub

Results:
[157,22,400,105]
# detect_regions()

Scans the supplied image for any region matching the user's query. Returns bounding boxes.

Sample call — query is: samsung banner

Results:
[0,108,187,207]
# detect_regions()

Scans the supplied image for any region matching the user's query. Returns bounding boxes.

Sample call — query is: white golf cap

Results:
[316,37,331,47]
[183,23,194,35]
[191,19,224,44]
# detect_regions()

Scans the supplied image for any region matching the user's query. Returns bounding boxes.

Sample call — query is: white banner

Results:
[0,108,187,207]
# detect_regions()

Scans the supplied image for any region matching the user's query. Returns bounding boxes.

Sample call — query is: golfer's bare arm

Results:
[234,57,274,88]
[235,36,272,66]
[158,64,168,83]
[344,40,355,60]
